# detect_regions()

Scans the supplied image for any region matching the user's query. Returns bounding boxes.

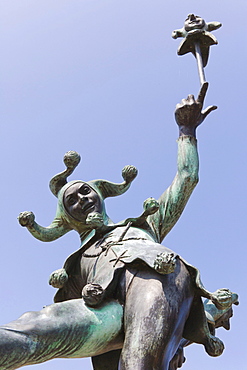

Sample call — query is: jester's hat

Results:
[19,151,138,244]
[49,151,138,200]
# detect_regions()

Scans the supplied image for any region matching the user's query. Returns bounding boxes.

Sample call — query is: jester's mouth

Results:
[81,202,95,213]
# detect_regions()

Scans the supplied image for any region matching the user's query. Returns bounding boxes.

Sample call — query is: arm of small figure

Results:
[18,211,71,242]
[206,21,222,32]
[172,28,185,39]
[148,83,217,242]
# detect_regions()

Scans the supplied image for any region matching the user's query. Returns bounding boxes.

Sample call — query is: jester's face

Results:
[184,14,205,32]
[63,182,103,222]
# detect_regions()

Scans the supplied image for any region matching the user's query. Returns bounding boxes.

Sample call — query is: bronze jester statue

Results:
[0,83,238,370]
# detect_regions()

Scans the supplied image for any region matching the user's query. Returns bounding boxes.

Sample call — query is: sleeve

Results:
[147,135,199,243]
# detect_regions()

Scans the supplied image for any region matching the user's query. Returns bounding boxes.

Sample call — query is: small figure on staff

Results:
[172,14,222,85]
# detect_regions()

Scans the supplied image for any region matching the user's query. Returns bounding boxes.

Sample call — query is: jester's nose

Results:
[78,194,86,204]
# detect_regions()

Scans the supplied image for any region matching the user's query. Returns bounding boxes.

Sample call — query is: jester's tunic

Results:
[54,225,178,303]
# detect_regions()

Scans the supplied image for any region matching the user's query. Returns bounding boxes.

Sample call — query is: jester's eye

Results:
[79,185,91,195]
[67,197,76,206]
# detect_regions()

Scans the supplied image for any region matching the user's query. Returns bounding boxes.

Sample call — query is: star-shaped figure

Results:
[172,14,222,67]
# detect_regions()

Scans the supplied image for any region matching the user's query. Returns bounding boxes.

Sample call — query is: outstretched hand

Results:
[175,82,217,137]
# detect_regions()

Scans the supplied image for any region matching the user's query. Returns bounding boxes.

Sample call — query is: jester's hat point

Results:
[49,151,81,197]
[49,151,138,199]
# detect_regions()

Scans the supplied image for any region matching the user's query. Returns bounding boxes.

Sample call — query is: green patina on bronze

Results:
[0,15,238,370]
[15,84,238,368]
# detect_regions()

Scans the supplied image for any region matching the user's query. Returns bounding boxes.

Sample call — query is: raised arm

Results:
[148,83,216,242]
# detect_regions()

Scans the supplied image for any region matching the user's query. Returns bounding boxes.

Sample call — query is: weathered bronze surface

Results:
[0,16,238,370]
[172,14,222,85]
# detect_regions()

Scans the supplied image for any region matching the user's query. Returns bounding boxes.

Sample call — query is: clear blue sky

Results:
[1,1,246,369]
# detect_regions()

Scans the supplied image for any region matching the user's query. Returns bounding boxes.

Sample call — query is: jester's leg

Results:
[0,299,123,370]
[120,261,193,370]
